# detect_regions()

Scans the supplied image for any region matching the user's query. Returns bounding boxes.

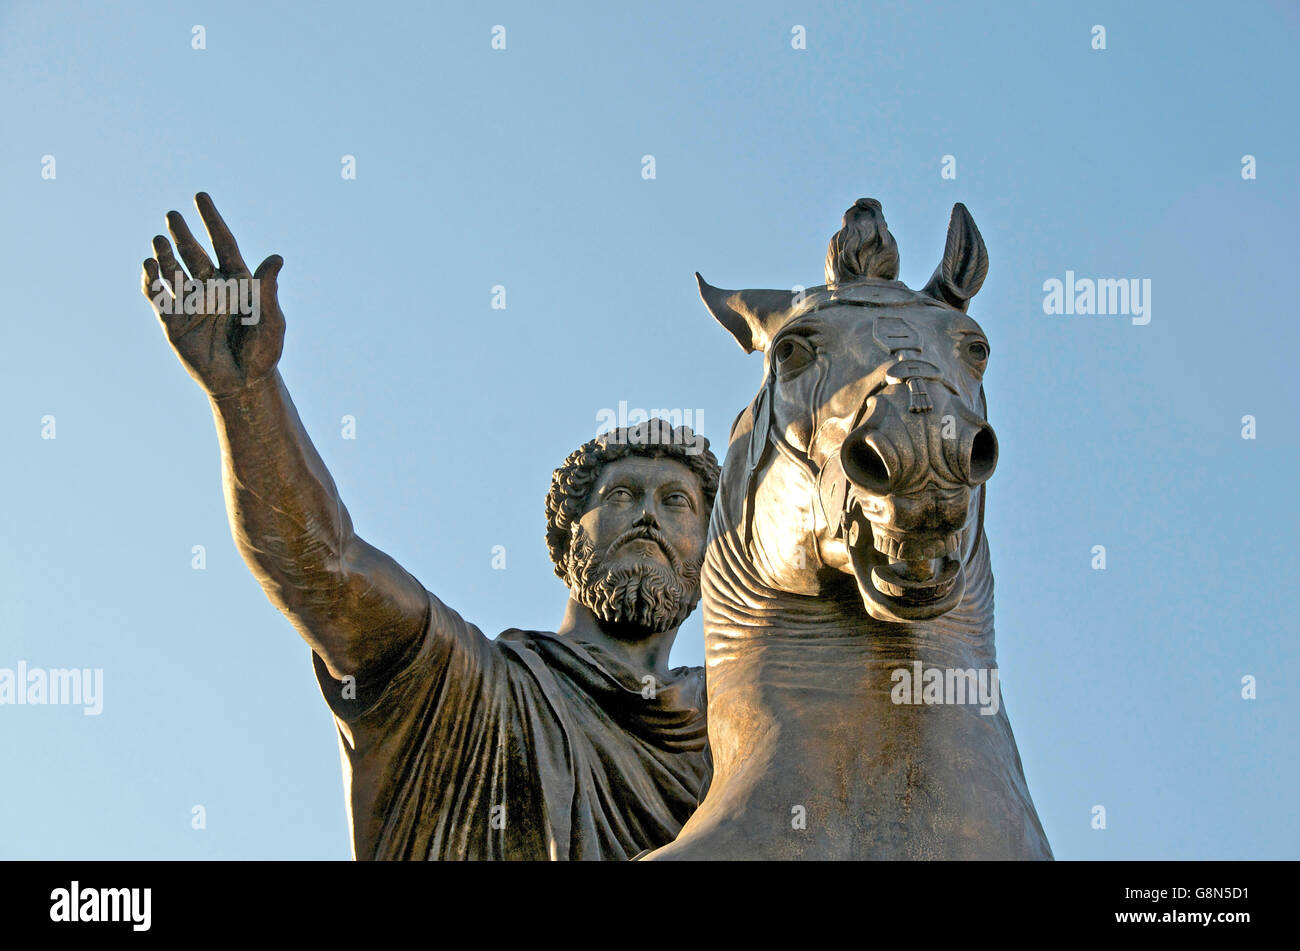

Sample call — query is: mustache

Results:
[606,525,682,574]
[567,524,703,634]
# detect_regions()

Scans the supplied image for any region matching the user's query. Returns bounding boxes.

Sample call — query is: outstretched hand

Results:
[142,192,286,397]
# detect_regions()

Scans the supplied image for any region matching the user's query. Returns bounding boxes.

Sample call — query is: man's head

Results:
[546,422,721,635]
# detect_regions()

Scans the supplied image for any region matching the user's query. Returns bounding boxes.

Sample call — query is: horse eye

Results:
[774,337,814,375]
[967,341,989,362]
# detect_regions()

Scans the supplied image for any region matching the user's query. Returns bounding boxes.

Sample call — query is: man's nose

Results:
[840,399,998,493]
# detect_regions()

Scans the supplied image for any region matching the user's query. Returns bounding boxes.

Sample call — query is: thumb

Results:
[254,253,283,286]
[254,254,284,311]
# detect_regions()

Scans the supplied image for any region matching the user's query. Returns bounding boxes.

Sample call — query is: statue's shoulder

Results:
[670,664,705,684]
[493,627,553,650]
[664,664,707,711]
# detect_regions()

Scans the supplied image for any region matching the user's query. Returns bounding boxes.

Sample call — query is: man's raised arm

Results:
[141,193,426,682]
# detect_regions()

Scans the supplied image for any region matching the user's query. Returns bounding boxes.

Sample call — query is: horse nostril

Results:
[842,436,893,494]
[967,424,998,485]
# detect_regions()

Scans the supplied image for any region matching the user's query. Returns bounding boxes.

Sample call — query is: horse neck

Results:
[699,508,1003,784]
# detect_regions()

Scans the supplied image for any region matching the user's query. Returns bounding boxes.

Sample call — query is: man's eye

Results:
[665,493,691,507]
[605,488,633,502]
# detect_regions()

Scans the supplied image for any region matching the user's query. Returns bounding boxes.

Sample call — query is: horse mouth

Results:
[843,508,967,621]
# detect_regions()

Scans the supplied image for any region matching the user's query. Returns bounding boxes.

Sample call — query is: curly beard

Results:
[564,523,703,635]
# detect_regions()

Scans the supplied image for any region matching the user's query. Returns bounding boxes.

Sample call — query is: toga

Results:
[312,590,710,860]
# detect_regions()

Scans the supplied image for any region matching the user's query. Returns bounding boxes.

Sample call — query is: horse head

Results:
[700,199,996,624]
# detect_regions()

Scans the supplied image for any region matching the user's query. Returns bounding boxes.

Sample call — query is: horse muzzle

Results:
[841,497,968,622]
[818,402,995,622]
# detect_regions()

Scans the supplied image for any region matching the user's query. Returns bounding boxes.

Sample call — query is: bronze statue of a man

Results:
[140,193,720,860]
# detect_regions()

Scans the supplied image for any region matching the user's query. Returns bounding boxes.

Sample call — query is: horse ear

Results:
[696,273,798,354]
[922,203,988,312]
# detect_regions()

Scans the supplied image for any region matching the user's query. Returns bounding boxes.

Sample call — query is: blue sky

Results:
[1,0,1296,859]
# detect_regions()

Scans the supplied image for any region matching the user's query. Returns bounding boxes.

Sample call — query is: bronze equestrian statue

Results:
[647,199,1052,860]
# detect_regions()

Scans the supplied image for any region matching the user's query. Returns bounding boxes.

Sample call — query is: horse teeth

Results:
[875,575,905,598]
[871,558,961,603]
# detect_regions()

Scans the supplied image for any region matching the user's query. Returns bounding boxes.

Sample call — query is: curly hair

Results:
[545,421,721,580]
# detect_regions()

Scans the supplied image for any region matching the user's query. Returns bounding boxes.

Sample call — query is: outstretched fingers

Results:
[166,209,215,280]
[194,192,247,274]
[141,258,168,315]
[151,235,187,294]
